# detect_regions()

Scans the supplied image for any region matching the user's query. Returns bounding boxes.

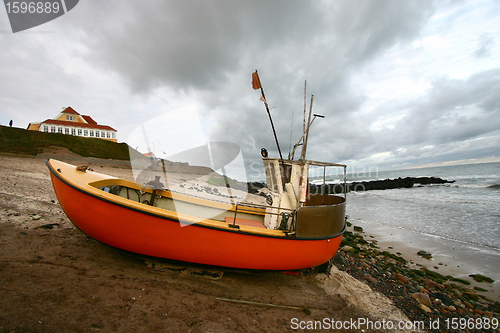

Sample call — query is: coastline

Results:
[1,153,498,332]
[346,218,500,300]
[336,221,500,329]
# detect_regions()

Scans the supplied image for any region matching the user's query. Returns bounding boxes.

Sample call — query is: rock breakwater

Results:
[248,177,455,195]
[311,177,455,194]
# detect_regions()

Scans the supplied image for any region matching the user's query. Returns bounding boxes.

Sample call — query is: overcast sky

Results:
[1,0,499,180]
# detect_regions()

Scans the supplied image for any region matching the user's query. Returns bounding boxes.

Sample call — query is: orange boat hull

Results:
[48,160,343,270]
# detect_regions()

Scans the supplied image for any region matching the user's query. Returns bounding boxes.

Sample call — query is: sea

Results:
[314,161,500,289]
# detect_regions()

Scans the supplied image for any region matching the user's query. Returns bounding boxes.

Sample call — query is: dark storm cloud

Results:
[77,1,327,93]
[2,0,498,172]
[74,0,435,95]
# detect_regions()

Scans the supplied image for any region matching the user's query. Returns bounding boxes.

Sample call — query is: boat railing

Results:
[229,201,297,231]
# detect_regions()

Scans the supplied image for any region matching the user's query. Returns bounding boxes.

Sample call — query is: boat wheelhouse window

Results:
[280,163,293,187]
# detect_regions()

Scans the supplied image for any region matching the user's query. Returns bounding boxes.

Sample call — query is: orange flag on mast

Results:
[252,71,261,90]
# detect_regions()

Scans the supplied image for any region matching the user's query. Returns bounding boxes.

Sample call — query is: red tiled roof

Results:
[81,115,97,125]
[41,119,116,131]
[62,106,80,115]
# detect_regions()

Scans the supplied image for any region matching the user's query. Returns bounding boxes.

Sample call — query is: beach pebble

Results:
[361,262,370,269]
[412,293,432,307]
[333,254,348,266]
[365,275,378,284]
[463,291,479,301]
[394,273,410,284]
[419,303,432,313]
[341,245,355,253]
[417,250,432,259]
[422,278,442,290]
[429,292,454,306]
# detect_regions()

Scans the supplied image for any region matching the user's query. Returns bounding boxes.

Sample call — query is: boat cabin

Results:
[258,157,347,238]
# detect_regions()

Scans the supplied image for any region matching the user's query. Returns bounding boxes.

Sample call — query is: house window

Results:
[101,131,105,138]
[43,125,48,132]
[106,132,110,138]
[51,126,56,133]
[89,130,94,137]
[112,132,116,138]
[66,115,75,121]
[65,128,70,134]
[58,127,63,133]
[77,129,82,136]
[84,129,88,136]
[71,128,76,135]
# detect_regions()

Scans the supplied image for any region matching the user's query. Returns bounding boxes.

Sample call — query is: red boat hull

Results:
[48,160,343,270]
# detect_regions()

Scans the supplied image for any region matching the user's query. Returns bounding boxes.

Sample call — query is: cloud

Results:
[1,0,499,176]
[474,34,495,58]
[395,69,500,145]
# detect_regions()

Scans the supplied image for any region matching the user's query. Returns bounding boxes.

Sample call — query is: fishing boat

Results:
[47,72,347,270]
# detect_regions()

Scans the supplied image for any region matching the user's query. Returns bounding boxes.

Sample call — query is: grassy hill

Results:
[0,125,130,160]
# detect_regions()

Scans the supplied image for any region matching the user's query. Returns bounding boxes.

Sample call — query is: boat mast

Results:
[300,95,314,161]
[289,112,323,160]
[252,70,284,161]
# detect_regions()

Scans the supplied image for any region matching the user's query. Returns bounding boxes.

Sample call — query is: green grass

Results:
[0,125,130,160]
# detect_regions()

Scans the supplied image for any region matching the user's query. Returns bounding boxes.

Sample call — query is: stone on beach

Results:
[419,303,432,313]
[411,292,432,307]
[417,250,432,259]
[469,274,494,283]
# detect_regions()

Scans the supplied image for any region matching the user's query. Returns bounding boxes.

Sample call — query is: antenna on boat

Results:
[287,110,294,159]
[289,111,324,160]
[252,70,284,161]
[303,80,307,139]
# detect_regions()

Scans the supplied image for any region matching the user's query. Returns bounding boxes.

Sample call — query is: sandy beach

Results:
[0,154,414,333]
[1,152,499,332]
